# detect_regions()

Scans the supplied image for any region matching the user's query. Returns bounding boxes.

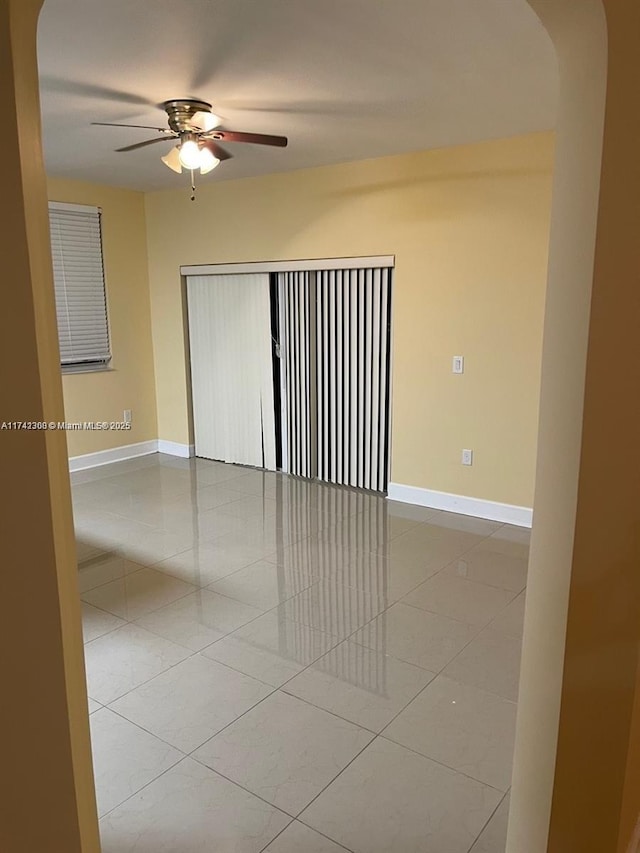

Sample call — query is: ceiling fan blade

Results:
[92,122,169,131]
[115,136,176,153]
[201,140,233,161]
[209,130,288,148]
[39,77,155,108]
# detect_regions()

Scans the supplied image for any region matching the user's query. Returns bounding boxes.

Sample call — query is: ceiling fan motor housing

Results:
[162,99,212,134]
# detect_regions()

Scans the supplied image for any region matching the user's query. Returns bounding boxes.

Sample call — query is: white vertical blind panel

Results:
[378,270,391,489]
[329,271,337,484]
[336,270,344,485]
[279,274,290,474]
[187,273,276,470]
[364,270,374,489]
[370,269,382,492]
[322,274,330,481]
[343,273,351,484]
[49,206,110,365]
[316,274,324,480]
[349,271,359,486]
[277,272,312,477]
[300,282,311,477]
[357,269,366,489]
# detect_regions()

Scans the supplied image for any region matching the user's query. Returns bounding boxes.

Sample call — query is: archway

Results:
[513,1,640,851]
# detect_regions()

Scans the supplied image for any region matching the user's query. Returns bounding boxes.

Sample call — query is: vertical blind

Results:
[187,273,277,469]
[317,267,392,491]
[278,266,392,492]
[278,271,314,478]
[48,202,110,368]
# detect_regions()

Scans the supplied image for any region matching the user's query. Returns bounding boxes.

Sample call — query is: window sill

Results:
[61,363,114,376]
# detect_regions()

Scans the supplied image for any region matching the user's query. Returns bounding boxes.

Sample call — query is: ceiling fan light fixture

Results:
[178,138,202,170]
[161,146,183,173]
[199,147,220,175]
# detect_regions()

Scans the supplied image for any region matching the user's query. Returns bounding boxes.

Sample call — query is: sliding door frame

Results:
[181,256,395,277]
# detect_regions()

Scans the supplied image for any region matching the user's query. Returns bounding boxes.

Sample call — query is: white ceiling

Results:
[37,0,557,192]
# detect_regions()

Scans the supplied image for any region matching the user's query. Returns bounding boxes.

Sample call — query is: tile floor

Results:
[74,453,528,853]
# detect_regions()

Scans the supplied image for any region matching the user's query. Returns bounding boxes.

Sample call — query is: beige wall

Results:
[145,132,554,508]
[47,178,158,457]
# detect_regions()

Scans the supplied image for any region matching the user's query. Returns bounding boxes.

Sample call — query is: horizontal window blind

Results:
[49,203,110,368]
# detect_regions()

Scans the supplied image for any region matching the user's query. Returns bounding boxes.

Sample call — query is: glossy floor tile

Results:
[281,579,386,640]
[99,758,290,853]
[324,548,441,603]
[90,707,182,817]
[202,609,339,687]
[442,547,528,593]
[264,821,350,852]
[72,454,528,852]
[352,601,478,671]
[81,602,126,643]
[77,552,143,594]
[401,572,517,627]
[384,675,517,790]
[209,558,319,609]
[193,691,373,815]
[84,623,191,704]
[110,655,272,753]
[489,590,526,638]
[301,737,502,853]
[470,794,510,852]
[442,627,523,702]
[284,639,436,732]
[135,589,263,651]
[81,567,195,620]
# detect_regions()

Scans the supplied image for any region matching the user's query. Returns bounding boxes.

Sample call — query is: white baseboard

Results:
[69,440,158,472]
[69,439,195,471]
[157,440,195,458]
[387,482,533,528]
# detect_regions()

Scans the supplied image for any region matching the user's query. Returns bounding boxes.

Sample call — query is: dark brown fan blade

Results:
[209,129,288,147]
[115,136,176,153]
[92,122,169,131]
[201,140,233,161]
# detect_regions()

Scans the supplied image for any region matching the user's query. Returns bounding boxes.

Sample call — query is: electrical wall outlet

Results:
[462,449,473,466]
[452,355,464,374]
[123,409,132,424]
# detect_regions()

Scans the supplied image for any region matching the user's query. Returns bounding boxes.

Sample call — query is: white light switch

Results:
[452,356,464,374]
[462,449,473,466]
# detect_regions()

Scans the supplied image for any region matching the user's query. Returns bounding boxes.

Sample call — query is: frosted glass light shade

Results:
[179,139,202,169]
[199,147,220,175]
[161,146,182,173]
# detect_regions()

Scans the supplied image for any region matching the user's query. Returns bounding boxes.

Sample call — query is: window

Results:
[48,202,111,372]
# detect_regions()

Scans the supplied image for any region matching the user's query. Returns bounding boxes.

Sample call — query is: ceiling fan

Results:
[92,98,288,198]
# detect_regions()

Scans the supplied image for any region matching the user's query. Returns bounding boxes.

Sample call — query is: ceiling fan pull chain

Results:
[190,170,197,202]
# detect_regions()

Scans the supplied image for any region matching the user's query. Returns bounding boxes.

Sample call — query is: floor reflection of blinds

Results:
[279,266,392,492]
[187,273,276,469]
